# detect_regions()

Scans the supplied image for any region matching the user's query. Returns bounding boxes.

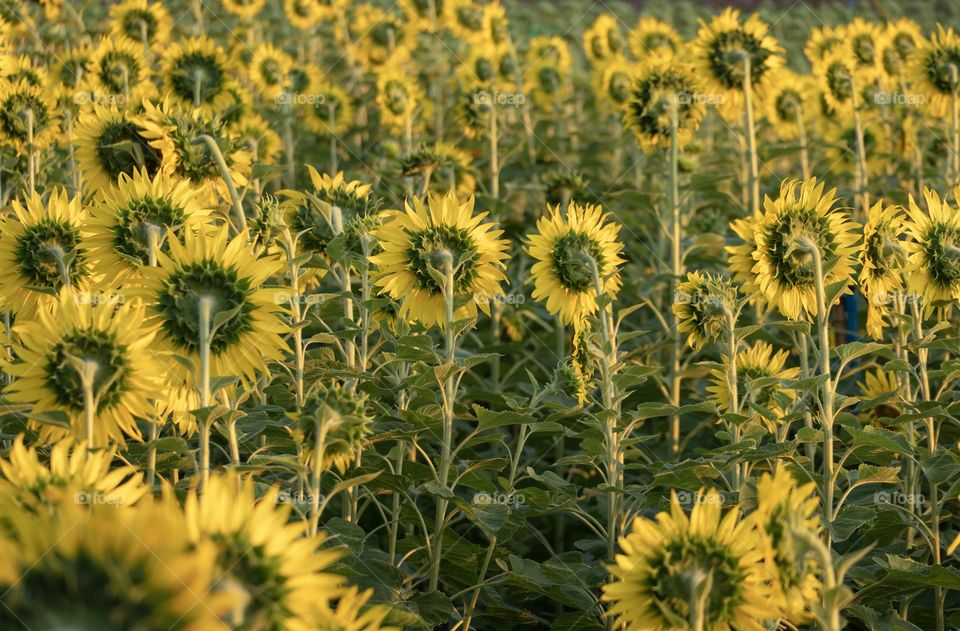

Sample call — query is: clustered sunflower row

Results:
[1,0,960,630]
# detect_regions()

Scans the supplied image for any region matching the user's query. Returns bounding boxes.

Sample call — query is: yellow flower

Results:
[843,17,883,72]
[727,216,760,297]
[4,290,165,446]
[673,271,738,351]
[371,192,510,327]
[751,178,860,320]
[377,64,423,132]
[526,203,624,326]
[753,465,822,625]
[250,43,293,101]
[400,0,447,34]
[87,168,214,285]
[623,56,706,152]
[221,0,266,20]
[805,25,843,66]
[910,25,960,117]
[352,4,413,71]
[594,56,633,109]
[707,341,799,431]
[89,36,151,102]
[184,472,356,630]
[0,189,97,316]
[879,19,924,82]
[161,37,237,116]
[232,113,283,165]
[603,489,780,631]
[109,0,172,49]
[857,369,902,426]
[302,78,354,137]
[400,142,477,196]
[528,36,572,74]
[0,79,58,154]
[860,200,907,334]
[75,104,162,192]
[0,54,48,87]
[904,187,960,306]
[583,14,626,66]
[284,0,341,31]
[297,381,372,473]
[814,46,863,114]
[446,0,486,43]
[134,225,289,386]
[628,17,682,60]
[762,69,814,141]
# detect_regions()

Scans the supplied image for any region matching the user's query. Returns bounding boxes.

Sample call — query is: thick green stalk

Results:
[197,296,213,490]
[742,55,760,218]
[668,100,682,456]
[191,135,245,233]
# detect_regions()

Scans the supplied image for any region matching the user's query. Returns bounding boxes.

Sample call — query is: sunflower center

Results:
[708,29,770,88]
[927,48,960,93]
[643,33,674,51]
[121,10,158,41]
[649,535,745,622]
[59,57,89,89]
[213,536,291,628]
[170,53,225,104]
[536,66,562,92]
[112,197,187,264]
[775,89,802,122]
[551,231,603,293]
[384,81,410,115]
[826,61,853,102]
[370,22,399,49]
[15,219,89,290]
[607,71,630,103]
[45,329,128,412]
[851,34,876,66]
[923,223,960,289]
[405,225,479,295]
[258,58,284,87]
[767,209,839,288]
[96,120,163,182]
[0,92,50,143]
[628,69,697,138]
[157,261,254,355]
[98,52,140,93]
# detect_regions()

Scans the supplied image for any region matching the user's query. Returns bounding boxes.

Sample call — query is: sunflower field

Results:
[7,0,960,628]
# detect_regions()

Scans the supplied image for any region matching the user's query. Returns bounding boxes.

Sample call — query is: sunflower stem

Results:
[850,75,870,219]
[79,359,99,450]
[147,417,159,489]
[328,105,339,173]
[309,419,328,537]
[192,0,204,36]
[25,108,35,196]
[668,98,682,457]
[795,102,811,181]
[428,250,457,593]
[64,109,80,196]
[191,135,245,234]
[283,98,296,187]
[197,295,213,490]
[742,54,760,218]
[723,305,742,491]
[951,79,959,188]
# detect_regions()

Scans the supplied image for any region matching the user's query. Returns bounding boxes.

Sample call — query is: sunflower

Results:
[910,25,960,117]
[232,113,283,165]
[707,341,799,428]
[904,187,960,306]
[805,25,843,66]
[856,368,902,427]
[458,40,507,89]
[880,19,924,83]
[74,104,162,192]
[526,202,624,327]
[0,189,96,316]
[249,43,293,101]
[284,0,339,32]
[752,465,822,625]
[603,489,779,631]
[528,36,572,74]
[691,8,783,119]
[0,501,234,631]
[860,200,907,332]
[400,0,446,34]
[843,18,883,72]
[221,0,266,20]
[823,117,886,177]
[0,435,148,511]
[673,271,738,351]
[89,36,150,102]
[762,69,813,141]
[4,289,165,446]
[51,45,93,100]
[297,381,373,473]
[0,79,58,156]
[371,192,510,327]
[377,65,422,133]
[302,79,354,137]
[727,216,760,296]
[137,99,252,203]
[87,168,214,284]
[582,14,626,66]
[628,17,682,60]
[0,55,48,87]
[446,0,486,43]
[135,225,288,386]
[595,56,633,109]
[526,58,571,110]
[751,178,860,320]
[815,46,863,114]
[109,0,172,49]
[623,56,706,152]
[161,37,237,115]
[352,4,412,71]
[184,473,353,630]
[401,142,476,197]
[542,169,588,207]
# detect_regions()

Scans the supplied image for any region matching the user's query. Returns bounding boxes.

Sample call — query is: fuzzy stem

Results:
[743,55,760,218]
[80,360,98,450]
[197,296,213,490]
[191,135,245,233]
[309,420,327,537]
[668,99,682,456]
[25,108,35,195]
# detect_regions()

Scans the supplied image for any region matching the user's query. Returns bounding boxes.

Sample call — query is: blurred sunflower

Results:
[860,200,906,337]
[87,168,214,284]
[4,290,164,446]
[0,79,57,159]
[184,473,353,630]
[135,225,288,386]
[352,4,412,71]
[904,187,960,306]
[446,0,486,43]
[583,14,626,66]
[753,465,822,625]
[284,0,328,31]
[542,169,588,207]
[805,25,843,65]
[400,0,447,33]
[526,59,571,110]
[844,18,883,72]
[603,489,779,631]
[0,189,96,316]
[751,178,860,320]
[221,0,266,20]
[51,45,93,101]
[526,203,624,327]
[595,57,633,109]
[815,47,861,113]
[528,36,572,74]
[74,104,162,191]
[857,369,902,426]
[232,113,283,165]
[90,36,150,102]
[727,216,761,296]
[161,37,237,115]
[691,8,783,118]
[823,117,885,176]
[0,55,48,87]
[762,69,813,141]
[0,435,148,511]
[250,43,293,101]
[911,25,960,117]
[627,17,682,60]
[303,79,354,137]
[0,502,234,631]
[298,381,373,473]
[707,341,799,429]
[673,271,738,351]
[377,65,422,133]
[371,192,510,327]
[401,142,476,196]
[109,0,172,49]
[623,56,706,152]
[880,19,924,83]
